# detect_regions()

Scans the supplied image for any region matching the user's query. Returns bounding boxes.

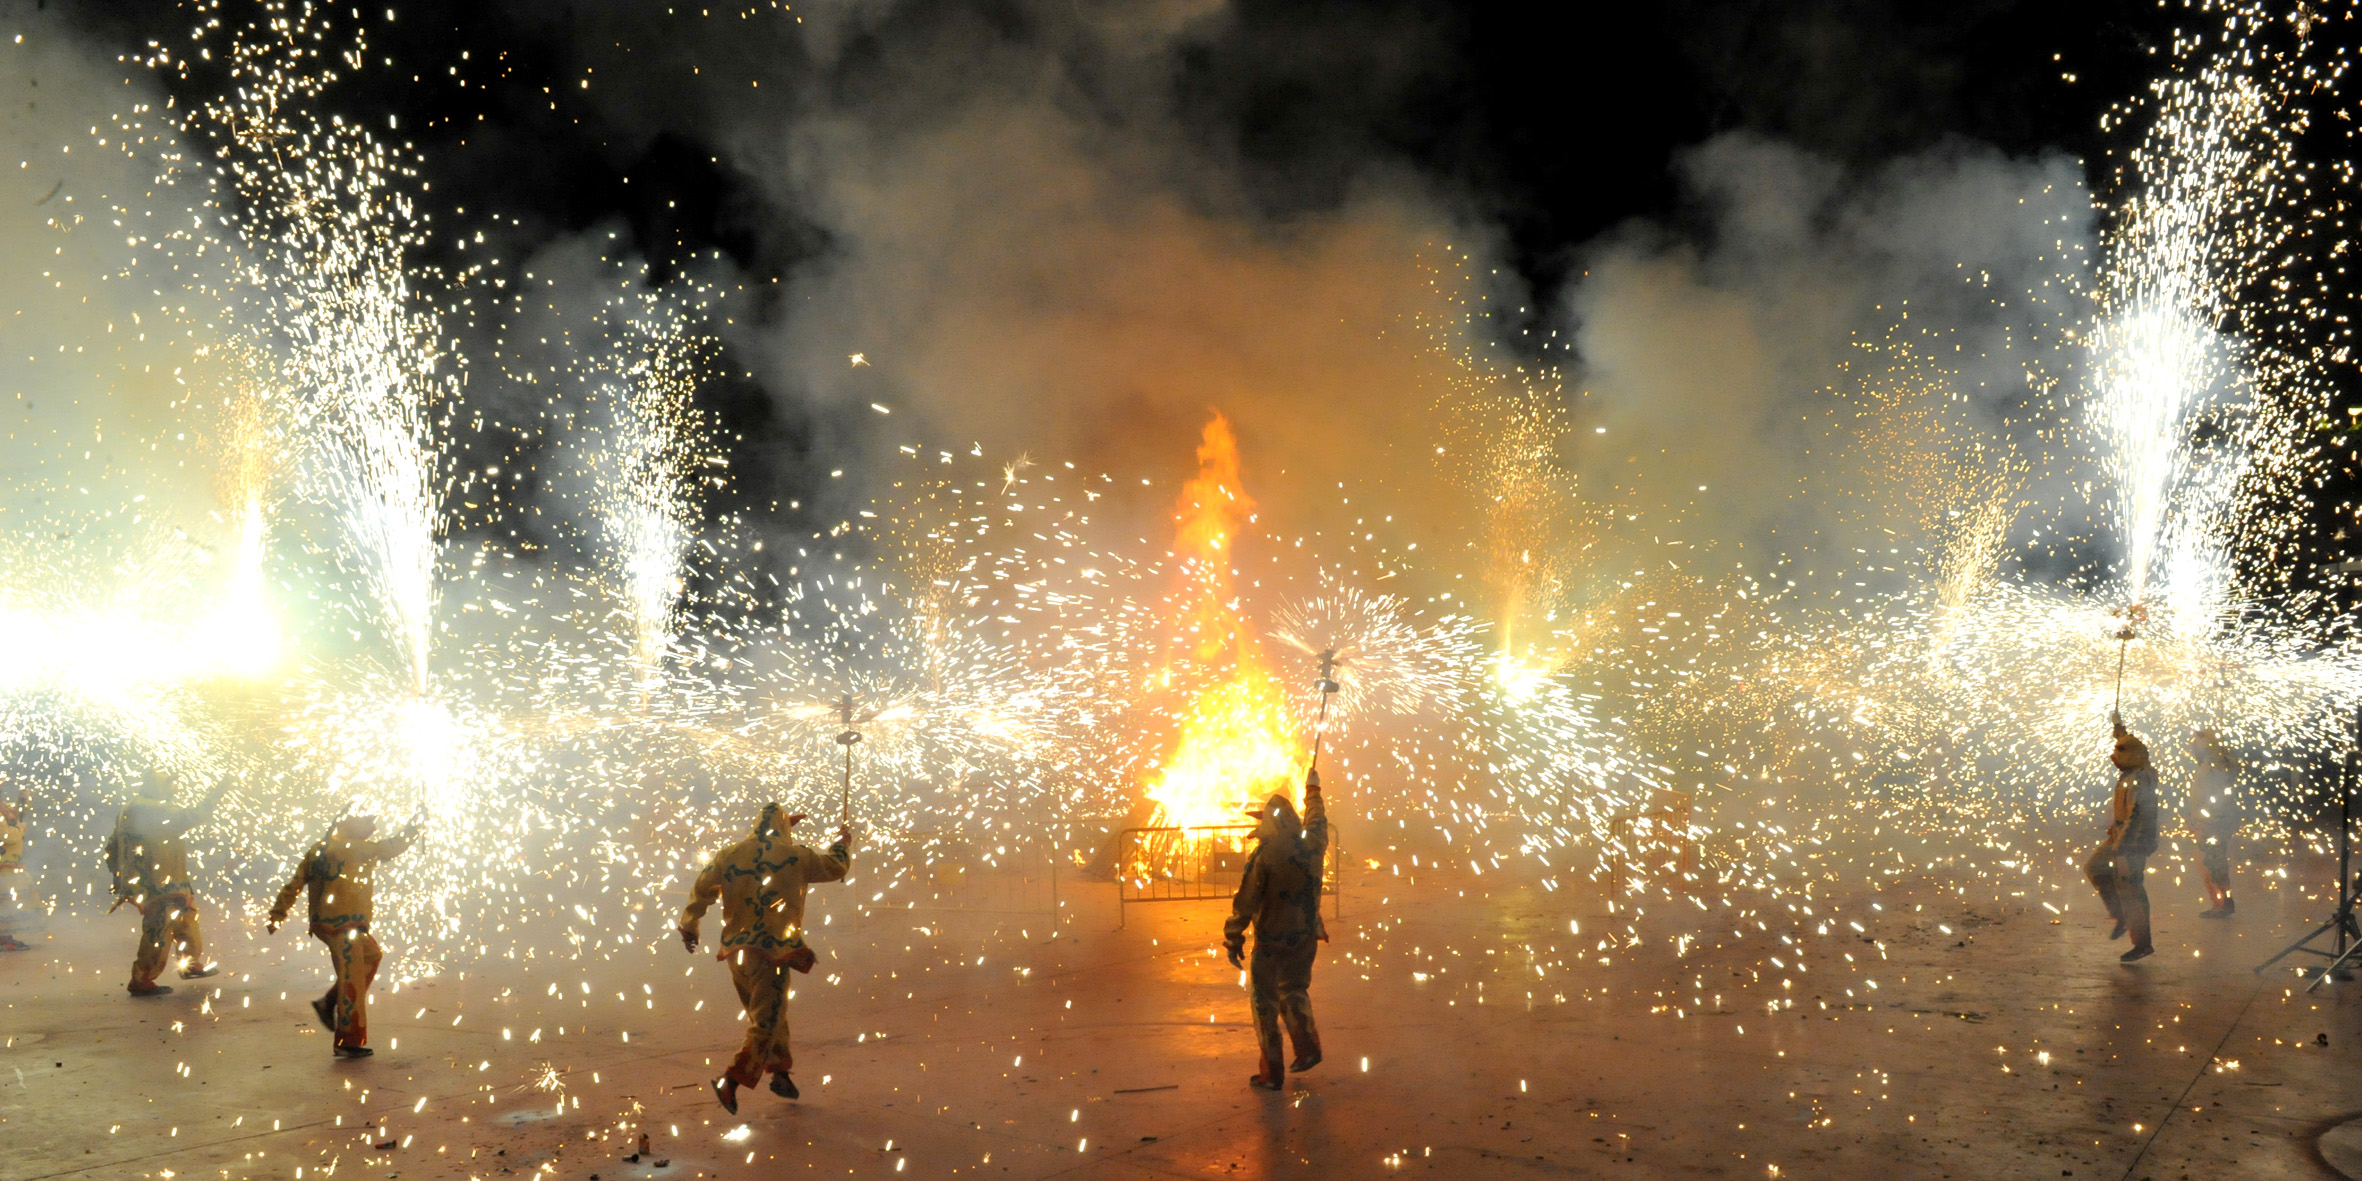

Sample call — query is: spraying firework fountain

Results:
[22,4,2362,1176]
[11,0,2362,1120]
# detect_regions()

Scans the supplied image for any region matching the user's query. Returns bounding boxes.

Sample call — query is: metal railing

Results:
[1113,823,1341,928]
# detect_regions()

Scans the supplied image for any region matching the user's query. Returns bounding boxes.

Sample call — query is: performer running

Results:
[678,803,853,1113]
[2191,727,2240,919]
[0,778,29,952]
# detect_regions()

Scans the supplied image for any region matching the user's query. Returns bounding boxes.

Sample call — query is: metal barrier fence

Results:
[1113,823,1341,928]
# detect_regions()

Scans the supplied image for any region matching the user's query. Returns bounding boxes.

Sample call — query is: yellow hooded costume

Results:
[1224,769,1330,1089]
[269,815,418,1055]
[109,778,229,993]
[679,803,852,1102]
[2086,724,2160,960]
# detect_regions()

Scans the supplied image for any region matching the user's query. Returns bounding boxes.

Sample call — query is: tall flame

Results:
[1143,414,1304,829]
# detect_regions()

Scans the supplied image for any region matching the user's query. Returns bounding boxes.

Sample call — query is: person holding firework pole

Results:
[268,812,422,1057]
[2085,714,2161,963]
[1225,766,1330,1091]
[679,802,852,1113]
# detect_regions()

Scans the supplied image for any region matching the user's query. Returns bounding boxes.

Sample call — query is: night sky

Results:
[39,0,2362,603]
[71,2,2162,288]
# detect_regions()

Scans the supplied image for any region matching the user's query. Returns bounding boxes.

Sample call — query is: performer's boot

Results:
[712,1078,740,1114]
[770,1072,799,1099]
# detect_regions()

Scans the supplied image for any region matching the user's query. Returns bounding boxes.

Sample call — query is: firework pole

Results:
[1307,649,1341,774]
[2112,602,2147,717]
[835,693,862,829]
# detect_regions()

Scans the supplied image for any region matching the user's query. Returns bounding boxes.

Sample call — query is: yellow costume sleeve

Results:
[270,861,310,921]
[678,857,724,932]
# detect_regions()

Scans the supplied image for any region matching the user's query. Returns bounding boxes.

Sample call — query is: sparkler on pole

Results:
[835,693,863,829]
[2111,602,2148,716]
[1307,648,1341,774]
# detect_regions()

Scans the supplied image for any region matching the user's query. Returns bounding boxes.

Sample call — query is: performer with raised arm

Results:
[1225,767,1330,1090]
[679,803,853,1113]
[268,812,421,1057]
[2084,717,2160,963]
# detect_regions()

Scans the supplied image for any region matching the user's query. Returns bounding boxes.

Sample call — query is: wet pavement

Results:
[8,837,2362,1179]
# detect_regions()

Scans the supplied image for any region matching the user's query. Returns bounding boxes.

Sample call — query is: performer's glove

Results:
[679,926,699,952]
[1226,941,1245,969]
[1304,768,1321,793]
[265,913,285,934]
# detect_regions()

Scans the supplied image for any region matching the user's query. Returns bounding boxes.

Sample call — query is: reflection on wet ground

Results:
[7,834,2362,1178]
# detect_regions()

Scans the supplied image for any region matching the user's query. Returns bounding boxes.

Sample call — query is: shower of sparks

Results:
[1889,0,2362,816]
[167,0,455,700]
[13,18,2362,1172]
[1271,579,1477,738]
[587,305,714,694]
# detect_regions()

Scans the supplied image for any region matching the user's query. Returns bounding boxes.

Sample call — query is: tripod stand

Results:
[2256,705,2362,991]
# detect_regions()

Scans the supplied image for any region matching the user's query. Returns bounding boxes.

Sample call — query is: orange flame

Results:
[1144,414,1304,829]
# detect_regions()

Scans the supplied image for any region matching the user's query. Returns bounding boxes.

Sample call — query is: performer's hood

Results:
[750,801,804,843]
[2111,732,2151,771]
[130,771,172,804]
[329,815,379,847]
[1248,793,1301,843]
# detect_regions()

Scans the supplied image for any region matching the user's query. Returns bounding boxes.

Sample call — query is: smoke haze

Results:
[1563,134,2095,579]
[6,0,2156,606]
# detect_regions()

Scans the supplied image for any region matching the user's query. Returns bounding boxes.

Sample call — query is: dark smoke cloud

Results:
[458,0,1495,533]
[1564,133,2095,571]
[27,0,2170,583]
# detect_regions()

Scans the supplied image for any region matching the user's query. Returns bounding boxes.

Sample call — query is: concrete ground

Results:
[8,837,2362,1180]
